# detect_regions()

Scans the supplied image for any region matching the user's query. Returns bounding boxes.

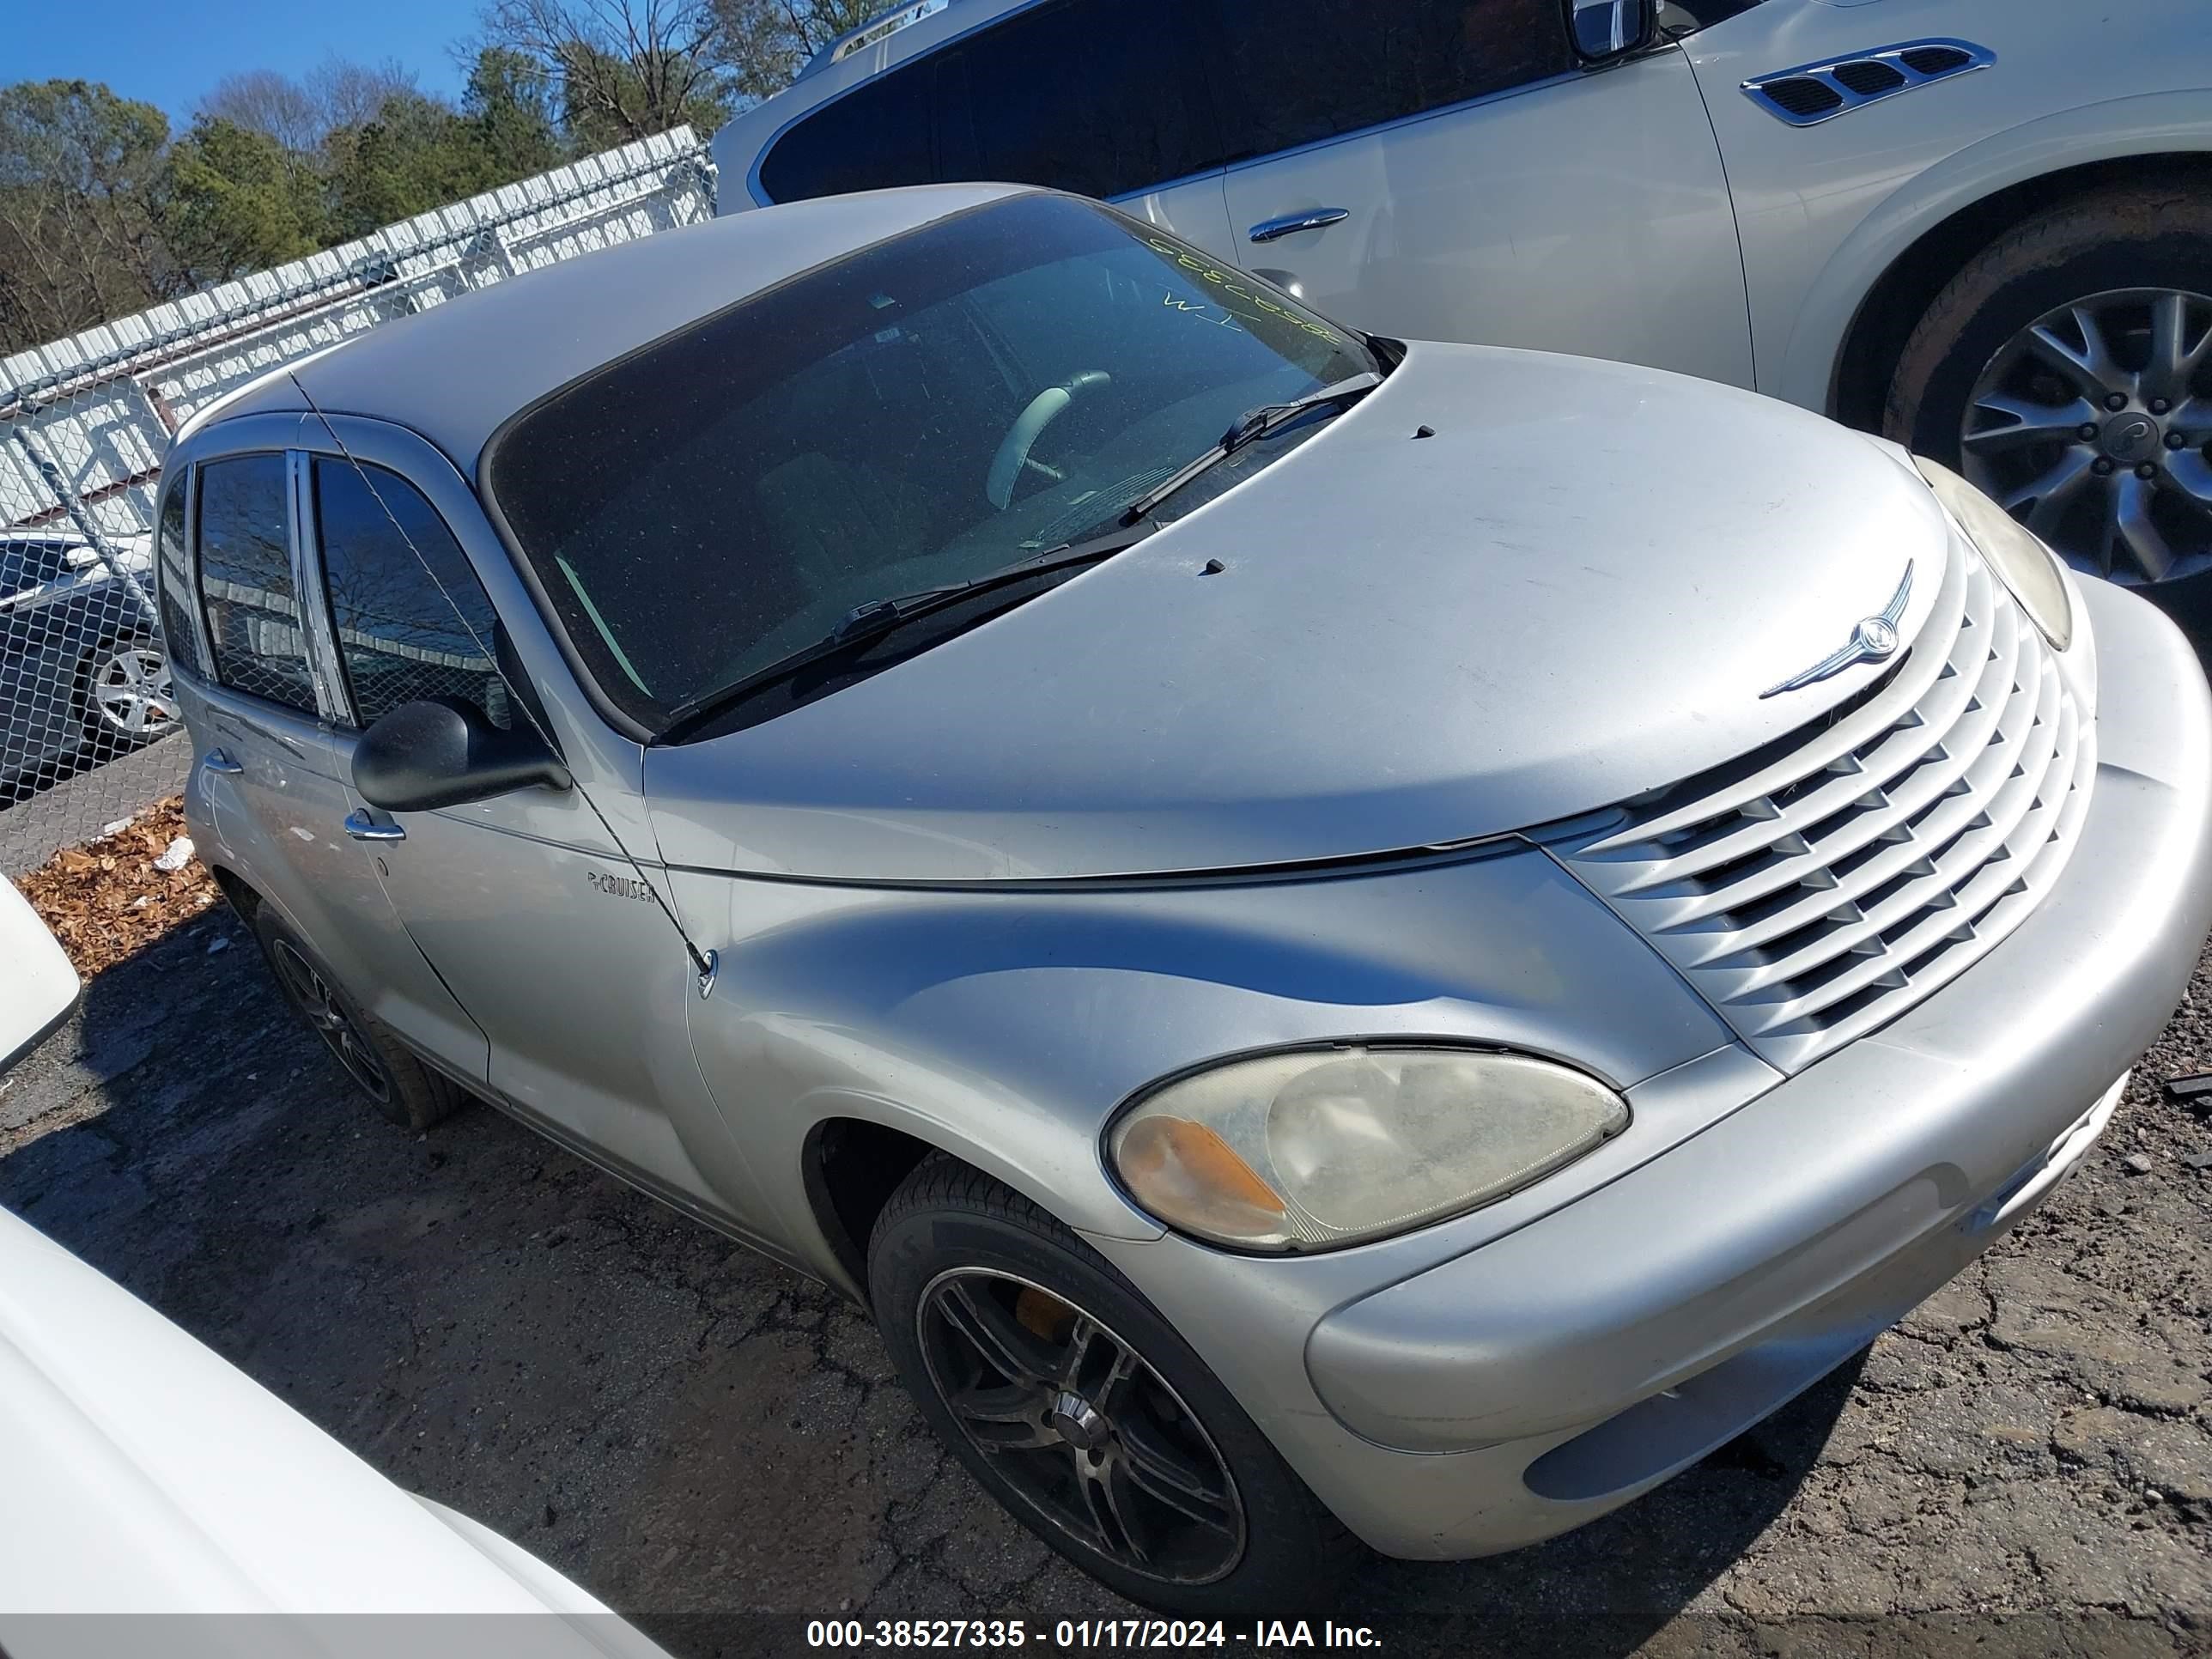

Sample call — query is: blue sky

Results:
[11,0,471,125]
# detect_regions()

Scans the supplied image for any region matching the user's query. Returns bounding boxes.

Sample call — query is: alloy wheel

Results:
[1960,287,2212,586]
[88,644,179,740]
[270,939,392,1104]
[915,1267,1246,1585]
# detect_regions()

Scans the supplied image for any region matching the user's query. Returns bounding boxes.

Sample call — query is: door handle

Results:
[1248,208,1349,245]
[201,748,244,775]
[343,809,405,843]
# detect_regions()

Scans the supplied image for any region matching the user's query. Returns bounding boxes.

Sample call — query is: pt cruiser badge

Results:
[1762,564,1914,697]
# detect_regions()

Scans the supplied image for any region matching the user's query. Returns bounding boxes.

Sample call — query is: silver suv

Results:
[165,186,2212,1613]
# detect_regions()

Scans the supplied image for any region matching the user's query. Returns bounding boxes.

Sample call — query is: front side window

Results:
[488,192,1377,734]
[1213,0,1577,161]
[197,453,317,714]
[155,477,209,674]
[312,459,511,730]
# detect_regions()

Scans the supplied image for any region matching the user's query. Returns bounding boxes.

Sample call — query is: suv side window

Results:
[936,0,1221,200]
[197,453,318,714]
[312,458,513,730]
[1213,0,1577,161]
[155,477,210,674]
[757,57,938,203]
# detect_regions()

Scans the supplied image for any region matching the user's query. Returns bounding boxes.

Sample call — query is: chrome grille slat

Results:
[1552,536,2093,1073]
[1578,545,1973,858]
[1625,589,2022,929]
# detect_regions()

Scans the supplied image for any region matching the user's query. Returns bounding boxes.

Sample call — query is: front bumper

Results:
[1087,578,2212,1559]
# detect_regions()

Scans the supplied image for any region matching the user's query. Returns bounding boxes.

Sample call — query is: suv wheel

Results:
[868,1154,1357,1614]
[251,908,468,1132]
[1886,185,2212,615]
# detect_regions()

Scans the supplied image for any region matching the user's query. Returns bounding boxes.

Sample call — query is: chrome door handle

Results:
[201,748,244,775]
[343,809,405,843]
[1248,208,1349,244]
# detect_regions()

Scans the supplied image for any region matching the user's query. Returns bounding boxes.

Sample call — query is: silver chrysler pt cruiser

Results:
[162,185,2212,1612]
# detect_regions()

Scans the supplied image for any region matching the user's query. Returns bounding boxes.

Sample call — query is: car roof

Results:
[200,182,1021,477]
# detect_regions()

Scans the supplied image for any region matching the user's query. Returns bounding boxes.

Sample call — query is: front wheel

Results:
[1885,185,2212,618]
[868,1155,1357,1614]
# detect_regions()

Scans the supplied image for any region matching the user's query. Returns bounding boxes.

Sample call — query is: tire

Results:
[1884,184,2212,631]
[868,1154,1358,1615]
[250,906,468,1133]
[79,634,179,750]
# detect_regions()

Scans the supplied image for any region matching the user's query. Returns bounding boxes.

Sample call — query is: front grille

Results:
[1551,538,2094,1073]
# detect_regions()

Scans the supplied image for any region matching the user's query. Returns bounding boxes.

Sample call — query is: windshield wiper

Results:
[1118,371,1382,528]
[653,526,1152,743]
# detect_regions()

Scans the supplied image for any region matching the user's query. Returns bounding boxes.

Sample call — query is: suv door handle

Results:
[343,809,405,843]
[201,748,245,775]
[1248,208,1349,244]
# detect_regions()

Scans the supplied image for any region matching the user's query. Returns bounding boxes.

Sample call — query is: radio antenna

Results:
[285,371,719,998]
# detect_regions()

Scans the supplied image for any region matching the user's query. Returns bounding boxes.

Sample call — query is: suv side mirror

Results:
[1569,0,1656,58]
[354,697,572,812]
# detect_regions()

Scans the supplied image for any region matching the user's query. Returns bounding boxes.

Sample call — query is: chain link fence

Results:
[0,129,715,876]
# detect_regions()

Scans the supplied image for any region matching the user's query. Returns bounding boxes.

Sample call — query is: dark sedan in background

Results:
[1,530,175,786]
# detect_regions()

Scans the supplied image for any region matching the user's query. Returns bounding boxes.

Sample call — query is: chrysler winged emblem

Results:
[1760,564,1913,698]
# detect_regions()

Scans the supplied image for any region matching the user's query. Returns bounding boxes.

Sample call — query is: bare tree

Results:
[477,0,731,145]
[312,58,422,132]
[712,0,883,102]
[198,58,422,156]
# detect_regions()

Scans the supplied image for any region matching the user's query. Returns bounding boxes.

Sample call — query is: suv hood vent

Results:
[1742,40,1991,128]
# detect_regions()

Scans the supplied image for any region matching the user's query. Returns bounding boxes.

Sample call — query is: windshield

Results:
[485,192,1378,732]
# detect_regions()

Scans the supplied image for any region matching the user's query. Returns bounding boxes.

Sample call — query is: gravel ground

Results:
[3,904,2210,1658]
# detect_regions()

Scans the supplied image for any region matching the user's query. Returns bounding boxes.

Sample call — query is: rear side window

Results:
[759,0,1223,205]
[197,453,318,714]
[757,58,938,202]
[312,459,512,730]
[1212,0,1576,160]
[936,0,1222,199]
[155,477,209,674]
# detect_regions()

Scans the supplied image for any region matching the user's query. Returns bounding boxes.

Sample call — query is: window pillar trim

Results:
[289,449,354,727]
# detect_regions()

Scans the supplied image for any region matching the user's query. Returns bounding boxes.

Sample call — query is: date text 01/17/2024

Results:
[804,1620,1383,1649]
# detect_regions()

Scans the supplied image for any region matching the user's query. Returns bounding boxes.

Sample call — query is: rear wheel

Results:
[1886,185,2212,630]
[252,908,467,1133]
[868,1154,1358,1614]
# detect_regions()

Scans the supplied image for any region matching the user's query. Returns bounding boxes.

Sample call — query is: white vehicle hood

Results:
[0,1206,672,1658]
[647,341,1953,882]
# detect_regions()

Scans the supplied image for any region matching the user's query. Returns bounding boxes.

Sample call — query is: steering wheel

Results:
[986,371,1110,510]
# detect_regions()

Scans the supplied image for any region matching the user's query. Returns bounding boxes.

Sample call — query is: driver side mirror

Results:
[1568,0,1656,58]
[354,697,572,813]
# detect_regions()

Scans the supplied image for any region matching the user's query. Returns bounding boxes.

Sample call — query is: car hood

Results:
[646,341,1952,883]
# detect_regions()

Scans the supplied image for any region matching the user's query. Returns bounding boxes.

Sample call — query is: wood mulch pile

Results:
[13,796,222,977]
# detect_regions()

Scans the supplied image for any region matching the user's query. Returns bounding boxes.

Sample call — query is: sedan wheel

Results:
[868,1155,1356,1614]
[918,1267,1247,1585]
[86,641,179,744]
[270,936,396,1106]
[1960,288,2212,586]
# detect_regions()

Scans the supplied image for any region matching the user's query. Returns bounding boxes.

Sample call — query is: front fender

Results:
[1768,88,2212,413]
[672,845,1736,1288]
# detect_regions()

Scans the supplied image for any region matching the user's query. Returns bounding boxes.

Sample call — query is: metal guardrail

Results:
[0,129,716,877]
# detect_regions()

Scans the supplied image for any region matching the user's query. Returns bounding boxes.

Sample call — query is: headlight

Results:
[1108,1046,1629,1252]
[1914,457,2073,650]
